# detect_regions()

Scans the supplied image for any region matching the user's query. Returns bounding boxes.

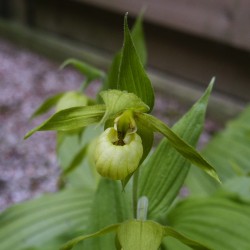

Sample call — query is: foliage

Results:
[0,13,249,250]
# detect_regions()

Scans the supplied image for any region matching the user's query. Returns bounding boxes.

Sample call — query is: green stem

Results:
[133,168,140,217]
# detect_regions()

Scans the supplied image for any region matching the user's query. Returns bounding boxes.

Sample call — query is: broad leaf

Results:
[217,176,250,203]
[138,82,216,220]
[0,189,94,250]
[165,197,250,250]
[117,15,154,111]
[60,144,88,177]
[186,105,250,196]
[102,52,122,91]
[56,125,102,189]
[83,179,132,249]
[138,112,220,182]
[24,105,106,139]
[103,13,147,91]
[131,12,147,66]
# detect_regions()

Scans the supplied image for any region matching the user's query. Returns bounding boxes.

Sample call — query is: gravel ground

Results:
[0,38,85,211]
[0,38,219,212]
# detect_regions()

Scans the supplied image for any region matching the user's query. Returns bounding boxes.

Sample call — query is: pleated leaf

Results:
[138,82,216,219]
[131,12,147,66]
[103,13,147,91]
[102,52,122,91]
[217,176,250,203]
[0,189,94,250]
[139,112,220,182]
[117,14,154,111]
[165,197,250,250]
[83,178,132,250]
[186,105,250,196]
[24,105,106,139]
[56,125,102,189]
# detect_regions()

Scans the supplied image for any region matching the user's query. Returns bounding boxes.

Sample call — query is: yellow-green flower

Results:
[94,127,143,180]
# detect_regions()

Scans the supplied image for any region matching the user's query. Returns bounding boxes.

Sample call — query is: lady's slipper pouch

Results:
[94,127,143,180]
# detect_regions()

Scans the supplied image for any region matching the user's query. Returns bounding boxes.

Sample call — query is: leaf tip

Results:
[209,169,222,184]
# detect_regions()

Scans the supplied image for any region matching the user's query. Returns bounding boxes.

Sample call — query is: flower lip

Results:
[94,127,143,180]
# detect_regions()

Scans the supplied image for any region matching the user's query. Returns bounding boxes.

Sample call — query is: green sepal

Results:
[137,112,220,183]
[99,89,149,124]
[138,81,214,220]
[163,226,212,250]
[24,105,106,139]
[30,92,65,119]
[121,119,154,190]
[117,14,154,111]
[60,224,120,250]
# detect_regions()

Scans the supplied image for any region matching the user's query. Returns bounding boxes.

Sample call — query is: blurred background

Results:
[0,0,249,210]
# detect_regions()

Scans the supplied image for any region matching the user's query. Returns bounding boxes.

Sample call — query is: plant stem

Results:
[133,168,140,217]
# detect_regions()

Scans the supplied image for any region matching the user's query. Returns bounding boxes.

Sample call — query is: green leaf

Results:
[117,219,210,250]
[186,105,250,196]
[137,112,220,183]
[138,82,215,219]
[217,176,250,203]
[99,89,149,124]
[60,144,88,177]
[131,12,147,66]
[165,197,250,250]
[56,125,102,189]
[117,220,164,250]
[24,105,106,139]
[30,93,65,119]
[102,13,147,91]
[61,58,105,88]
[163,227,211,250]
[0,189,94,250]
[102,52,122,91]
[60,224,119,250]
[118,14,154,111]
[83,178,132,249]
[55,91,89,111]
